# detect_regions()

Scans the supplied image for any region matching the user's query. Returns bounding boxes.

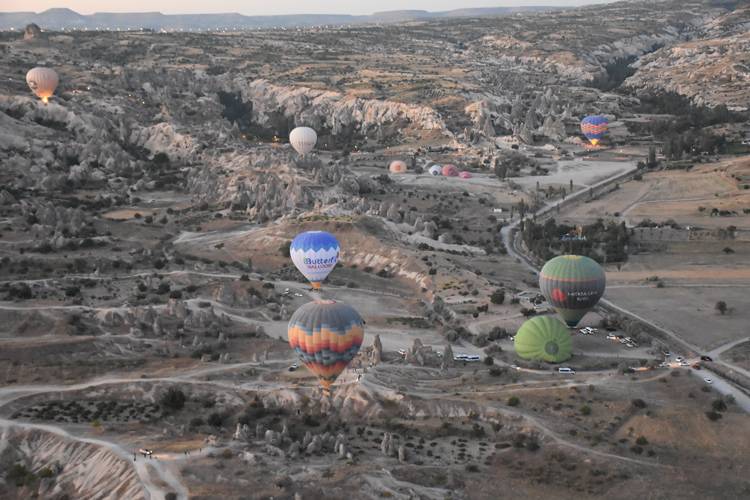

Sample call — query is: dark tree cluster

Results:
[521,218,629,263]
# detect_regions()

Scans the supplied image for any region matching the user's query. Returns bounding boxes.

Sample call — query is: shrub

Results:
[580,405,592,416]
[7,463,34,487]
[189,417,204,428]
[7,282,33,300]
[715,301,728,315]
[507,396,520,407]
[712,399,727,412]
[207,412,225,427]
[705,411,722,421]
[159,387,186,412]
[631,398,647,409]
[635,436,648,446]
[525,436,540,452]
[490,289,505,305]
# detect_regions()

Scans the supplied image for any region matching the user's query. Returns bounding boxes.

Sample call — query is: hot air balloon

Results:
[290,231,339,290]
[514,316,572,363]
[289,126,317,155]
[442,164,459,177]
[26,67,59,104]
[288,300,365,391]
[580,115,609,146]
[459,171,472,179]
[389,160,407,174]
[428,165,442,176]
[539,255,606,327]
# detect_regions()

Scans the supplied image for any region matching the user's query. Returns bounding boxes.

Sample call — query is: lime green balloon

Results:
[514,316,572,363]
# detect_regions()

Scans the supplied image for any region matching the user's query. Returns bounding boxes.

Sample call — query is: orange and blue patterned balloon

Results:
[287,300,364,391]
[580,115,609,146]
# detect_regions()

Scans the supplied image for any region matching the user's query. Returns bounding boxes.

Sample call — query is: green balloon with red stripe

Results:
[539,255,606,327]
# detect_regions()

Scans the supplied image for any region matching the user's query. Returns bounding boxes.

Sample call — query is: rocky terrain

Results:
[1,0,749,498]
[625,5,750,110]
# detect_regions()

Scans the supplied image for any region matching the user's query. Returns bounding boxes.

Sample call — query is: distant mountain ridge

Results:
[0,6,562,31]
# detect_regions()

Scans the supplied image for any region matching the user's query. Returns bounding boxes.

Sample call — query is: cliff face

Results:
[626,31,750,110]
[224,78,449,139]
[0,427,144,499]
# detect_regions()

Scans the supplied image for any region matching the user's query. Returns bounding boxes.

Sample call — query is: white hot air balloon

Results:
[26,67,59,104]
[290,231,339,290]
[289,127,317,156]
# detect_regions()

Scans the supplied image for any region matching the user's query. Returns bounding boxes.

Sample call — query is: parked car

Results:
[700,355,713,362]
[704,378,713,384]
[558,367,576,374]
[288,363,299,372]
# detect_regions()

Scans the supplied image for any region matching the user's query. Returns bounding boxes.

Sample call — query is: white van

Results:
[558,367,576,374]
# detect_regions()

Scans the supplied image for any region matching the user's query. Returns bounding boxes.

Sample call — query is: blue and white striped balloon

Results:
[290,231,340,289]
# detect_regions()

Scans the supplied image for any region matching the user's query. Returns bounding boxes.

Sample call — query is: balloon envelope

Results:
[580,115,608,146]
[290,231,339,289]
[428,165,442,176]
[442,164,459,177]
[514,316,572,363]
[289,127,317,155]
[26,67,59,103]
[288,300,365,390]
[389,160,407,173]
[539,255,606,327]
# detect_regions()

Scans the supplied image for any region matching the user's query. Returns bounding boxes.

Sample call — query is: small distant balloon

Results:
[389,160,407,174]
[580,115,609,146]
[442,164,459,177]
[290,230,339,290]
[26,67,58,104]
[459,171,472,179]
[289,126,317,155]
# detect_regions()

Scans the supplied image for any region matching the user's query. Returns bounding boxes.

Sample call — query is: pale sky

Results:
[4,1,618,16]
